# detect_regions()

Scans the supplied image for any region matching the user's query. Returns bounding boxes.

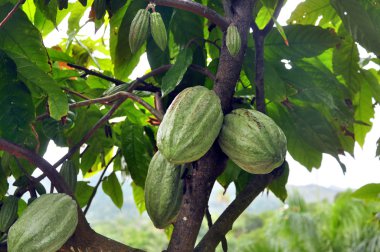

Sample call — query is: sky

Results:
[42,0,380,190]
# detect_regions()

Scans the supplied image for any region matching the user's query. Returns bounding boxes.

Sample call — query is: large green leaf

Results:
[288,0,338,27]
[217,160,241,190]
[352,183,380,201]
[34,0,57,26]
[0,4,49,72]
[110,0,147,80]
[333,28,361,93]
[353,79,374,147]
[6,52,68,120]
[170,9,204,46]
[120,120,151,187]
[102,172,123,209]
[331,0,380,56]
[161,48,194,96]
[75,181,94,208]
[265,25,339,61]
[268,162,289,202]
[131,181,145,214]
[267,103,322,170]
[0,52,36,148]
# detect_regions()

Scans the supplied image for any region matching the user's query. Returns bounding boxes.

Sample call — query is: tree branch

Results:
[167,1,254,251]
[262,0,285,36]
[0,0,25,28]
[67,63,125,85]
[149,0,229,30]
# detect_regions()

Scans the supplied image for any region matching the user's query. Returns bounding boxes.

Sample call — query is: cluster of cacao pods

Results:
[129,5,168,53]
[145,85,287,228]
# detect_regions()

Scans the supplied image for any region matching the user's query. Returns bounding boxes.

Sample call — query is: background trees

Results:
[0,0,379,251]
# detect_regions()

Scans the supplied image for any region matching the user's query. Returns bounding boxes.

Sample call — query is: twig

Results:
[149,0,229,30]
[262,0,285,36]
[52,99,126,169]
[63,88,92,100]
[83,150,120,215]
[0,139,72,195]
[0,0,26,28]
[205,207,228,252]
[67,63,125,85]
[37,91,163,121]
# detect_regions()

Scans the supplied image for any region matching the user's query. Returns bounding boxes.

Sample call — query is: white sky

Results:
[42,0,380,190]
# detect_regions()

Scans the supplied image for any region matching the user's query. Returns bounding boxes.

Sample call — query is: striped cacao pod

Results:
[0,196,18,232]
[150,12,167,51]
[226,24,241,57]
[145,151,183,229]
[60,160,77,192]
[157,86,223,164]
[8,193,78,252]
[218,109,287,174]
[129,9,150,54]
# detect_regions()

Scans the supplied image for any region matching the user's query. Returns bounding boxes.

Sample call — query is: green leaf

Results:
[264,62,287,102]
[352,183,380,201]
[131,181,145,214]
[170,9,204,46]
[217,160,241,190]
[255,4,273,29]
[47,48,75,63]
[110,0,147,80]
[102,172,123,209]
[161,48,193,96]
[6,52,68,120]
[363,69,380,103]
[120,120,151,187]
[333,28,361,93]
[268,162,289,202]
[34,0,57,26]
[0,4,50,72]
[267,103,322,170]
[75,181,94,208]
[353,79,374,147]
[331,0,380,56]
[0,52,36,147]
[288,0,338,27]
[265,25,339,61]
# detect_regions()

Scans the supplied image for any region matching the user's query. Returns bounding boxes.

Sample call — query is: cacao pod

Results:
[93,0,106,20]
[8,193,78,252]
[60,160,77,192]
[218,109,287,174]
[129,9,150,54]
[150,12,167,51]
[226,24,241,57]
[0,196,18,232]
[157,86,223,164]
[145,151,183,229]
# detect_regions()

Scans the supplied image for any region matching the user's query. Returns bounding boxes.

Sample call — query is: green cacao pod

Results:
[8,193,78,252]
[226,24,241,57]
[145,152,183,229]
[0,196,18,232]
[218,109,287,174]
[150,12,167,51]
[157,86,223,164]
[129,9,150,54]
[60,160,77,192]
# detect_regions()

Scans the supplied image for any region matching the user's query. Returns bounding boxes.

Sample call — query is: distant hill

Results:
[85,182,344,224]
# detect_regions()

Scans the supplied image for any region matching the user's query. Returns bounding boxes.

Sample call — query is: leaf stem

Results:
[0,0,26,28]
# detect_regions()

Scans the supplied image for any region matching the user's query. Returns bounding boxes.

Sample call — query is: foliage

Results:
[0,0,379,250]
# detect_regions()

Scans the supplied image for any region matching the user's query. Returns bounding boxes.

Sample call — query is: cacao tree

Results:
[0,0,379,251]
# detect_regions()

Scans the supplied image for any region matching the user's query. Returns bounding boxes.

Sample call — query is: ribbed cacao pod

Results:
[129,9,150,54]
[93,0,106,20]
[145,151,183,229]
[157,86,223,164]
[60,160,77,192]
[0,196,18,232]
[8,193,78,252]
[150,12,167,51]
[226,24,241,57]
[218,109,287,174]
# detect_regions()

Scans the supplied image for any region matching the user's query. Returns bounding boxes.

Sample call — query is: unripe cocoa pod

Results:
[145,152,183,229]
[60,160,77,192]
[150,12,167,51]
[226,25,241,57]
[129,9,150,54]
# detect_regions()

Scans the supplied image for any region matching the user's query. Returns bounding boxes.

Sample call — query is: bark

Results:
[167,1,255,251]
